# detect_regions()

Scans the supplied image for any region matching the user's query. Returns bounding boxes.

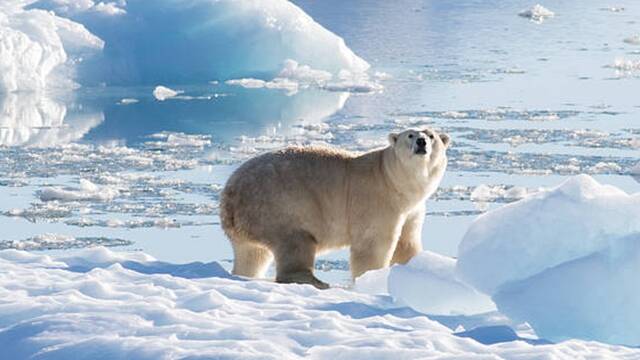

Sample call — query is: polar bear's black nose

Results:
[416,138,427,147]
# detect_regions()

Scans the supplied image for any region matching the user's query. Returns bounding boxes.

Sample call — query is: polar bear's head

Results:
[388,128,450,165]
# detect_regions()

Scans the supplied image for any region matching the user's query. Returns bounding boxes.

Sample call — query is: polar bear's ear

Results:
[440,133,451,148]
[388,133,399,145]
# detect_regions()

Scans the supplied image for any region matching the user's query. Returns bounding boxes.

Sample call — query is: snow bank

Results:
[1,247,638,359]
[38,179,119,202]
[457,175,640,344]
[11,0,368,91]
[356,251,495,316]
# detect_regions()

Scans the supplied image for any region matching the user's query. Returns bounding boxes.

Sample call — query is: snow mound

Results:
[356,251,495,316]
[518,4,554,23]
[457,175,640,344]
[38,179,119,202]
[20,0,369,89]
[1,247,639,359]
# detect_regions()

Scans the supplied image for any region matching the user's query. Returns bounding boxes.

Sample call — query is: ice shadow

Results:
[455,325,552,345]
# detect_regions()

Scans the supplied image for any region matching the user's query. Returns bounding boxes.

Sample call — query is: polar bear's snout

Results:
[415,137,428,155]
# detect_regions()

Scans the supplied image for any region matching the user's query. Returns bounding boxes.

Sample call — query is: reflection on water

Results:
[0,94,103,147]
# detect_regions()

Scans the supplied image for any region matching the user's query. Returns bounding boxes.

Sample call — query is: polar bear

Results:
[220,128,450,289]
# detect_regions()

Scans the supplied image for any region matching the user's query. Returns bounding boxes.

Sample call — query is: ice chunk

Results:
[518,5,554,23]
[458,175,640,294]
[457,175,640,344]
[494,234,640,345]
[152,85,182,101]
[623,35,640,45]
[356,251,495,316]
[38,179,119,202]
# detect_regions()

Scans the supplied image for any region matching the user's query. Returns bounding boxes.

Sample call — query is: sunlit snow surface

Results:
[0,0,639,356]
[1,247,639,359]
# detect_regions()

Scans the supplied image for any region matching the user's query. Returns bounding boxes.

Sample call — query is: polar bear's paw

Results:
[276,270,330,289]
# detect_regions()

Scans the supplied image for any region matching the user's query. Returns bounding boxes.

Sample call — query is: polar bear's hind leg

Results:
[231,240,273,278]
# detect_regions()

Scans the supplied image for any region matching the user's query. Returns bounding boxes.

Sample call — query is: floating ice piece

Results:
[225,60,381,95]
[518,5,554,23]
[457,175,640,344]
[38,179,119,202]
[356,251,495,316]
[0,233,132,251]
[153,86,183,101]
[623,35,640,45]
[470,184,531,202]
[609,58,640,72]
[118,98,139,105]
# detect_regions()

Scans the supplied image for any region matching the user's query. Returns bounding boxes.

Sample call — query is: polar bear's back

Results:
[220,146,359,248]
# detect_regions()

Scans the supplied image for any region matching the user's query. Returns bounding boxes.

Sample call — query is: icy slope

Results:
[457,175,640,345]
[1,247,639,359]
[3,0,369,91]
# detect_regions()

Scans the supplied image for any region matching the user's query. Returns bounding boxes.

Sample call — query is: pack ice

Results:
[1,0,369,92]
[457,175,640,345]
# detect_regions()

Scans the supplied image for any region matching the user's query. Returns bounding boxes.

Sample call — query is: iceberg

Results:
[457,175,640,344]
[4,0,369,92]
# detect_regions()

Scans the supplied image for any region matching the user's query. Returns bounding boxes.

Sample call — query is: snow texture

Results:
[458,175,640,345]
[1,247,639,359]
[2,0,369,91]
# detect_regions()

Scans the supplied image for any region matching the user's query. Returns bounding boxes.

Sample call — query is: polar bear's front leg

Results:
[391,205,425,265]
[350,218,404,279]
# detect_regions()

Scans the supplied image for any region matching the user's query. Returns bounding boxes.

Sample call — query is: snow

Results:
[518,5,554,23]
[38,179,120,202]
[1,246,639,359]
[457,175,640,344]
[356,251,496,316]
[2,0,368,92]
[152,85,182,101]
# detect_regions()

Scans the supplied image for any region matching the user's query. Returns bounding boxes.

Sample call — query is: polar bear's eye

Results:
[408,134,414,139]
[428,134,435,140]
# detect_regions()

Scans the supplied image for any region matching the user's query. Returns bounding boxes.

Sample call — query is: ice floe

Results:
[518,4,555,23]
[457,175,640,344]
[38,179,120,202]
[0,233,131,251]
[1,246,639,358]
[152,86,182,101]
